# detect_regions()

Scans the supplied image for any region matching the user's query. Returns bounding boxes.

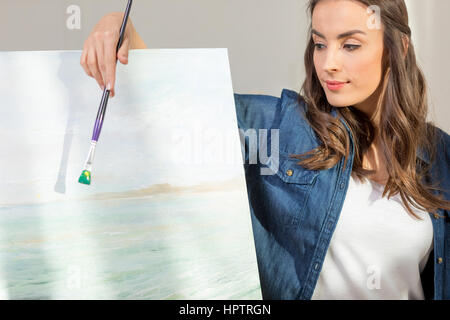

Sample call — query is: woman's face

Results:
[312,0,385,118]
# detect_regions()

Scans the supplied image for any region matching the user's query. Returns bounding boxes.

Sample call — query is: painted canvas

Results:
[0,49,261,299]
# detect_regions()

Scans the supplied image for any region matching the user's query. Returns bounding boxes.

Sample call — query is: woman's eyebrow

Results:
[311,29,367,39]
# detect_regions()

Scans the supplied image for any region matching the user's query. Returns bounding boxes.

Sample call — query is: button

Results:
[340,182,345,189]
[437,257,443,264]
[286,169,293,176]
[434,213,440,219]
[314,263,320,270]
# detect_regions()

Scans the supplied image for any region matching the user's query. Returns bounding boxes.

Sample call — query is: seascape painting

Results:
[0,49,261,299]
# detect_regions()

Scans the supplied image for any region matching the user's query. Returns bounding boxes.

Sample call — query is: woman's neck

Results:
[362,134,389,185]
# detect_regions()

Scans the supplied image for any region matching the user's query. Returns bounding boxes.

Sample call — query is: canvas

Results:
[0,49,261,299]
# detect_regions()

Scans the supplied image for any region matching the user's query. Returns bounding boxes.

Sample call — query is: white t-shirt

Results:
[311,174,434,300]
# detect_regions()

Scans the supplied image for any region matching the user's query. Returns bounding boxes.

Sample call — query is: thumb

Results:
[117,37,130,65]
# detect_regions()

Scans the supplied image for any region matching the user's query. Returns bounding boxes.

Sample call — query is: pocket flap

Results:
[265,153,319,184]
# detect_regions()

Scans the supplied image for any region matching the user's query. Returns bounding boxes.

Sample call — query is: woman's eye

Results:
[314,43,360,51]
[314,43,325,50]
[343,44,361,51]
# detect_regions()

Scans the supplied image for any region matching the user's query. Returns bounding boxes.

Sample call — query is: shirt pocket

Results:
[264,153,319,228]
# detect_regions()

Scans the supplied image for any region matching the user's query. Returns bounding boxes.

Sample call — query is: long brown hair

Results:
[293,0,450,219]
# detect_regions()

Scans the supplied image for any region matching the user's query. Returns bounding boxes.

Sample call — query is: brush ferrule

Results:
[83,141,97,172]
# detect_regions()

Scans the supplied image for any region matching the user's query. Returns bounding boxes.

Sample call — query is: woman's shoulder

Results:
[433,125,450,147]
[430,124,450,166]
[233,88,305,110]
[233,88,309,131]
[424,124,450,158]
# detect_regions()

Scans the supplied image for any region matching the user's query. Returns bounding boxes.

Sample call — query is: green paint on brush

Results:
[78,170,91,185]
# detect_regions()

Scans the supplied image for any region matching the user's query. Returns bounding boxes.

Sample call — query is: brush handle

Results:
[92,87,110,141]
[91,0,133,142]
[116,0,133,53]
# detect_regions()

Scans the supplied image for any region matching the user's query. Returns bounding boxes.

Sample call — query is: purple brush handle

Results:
[92,88,110,141]
[91,0,133,142]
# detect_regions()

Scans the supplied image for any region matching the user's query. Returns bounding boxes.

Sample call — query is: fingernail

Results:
[107,83,111,91]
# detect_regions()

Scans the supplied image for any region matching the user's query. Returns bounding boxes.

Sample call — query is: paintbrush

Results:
[79,0,133,185]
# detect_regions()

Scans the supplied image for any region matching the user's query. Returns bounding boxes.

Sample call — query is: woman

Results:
[80,0,450,299]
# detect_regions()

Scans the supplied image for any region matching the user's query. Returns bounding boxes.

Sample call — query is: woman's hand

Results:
[80,12,137,98]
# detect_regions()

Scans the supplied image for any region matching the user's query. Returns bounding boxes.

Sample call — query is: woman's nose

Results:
[323,47,341,72]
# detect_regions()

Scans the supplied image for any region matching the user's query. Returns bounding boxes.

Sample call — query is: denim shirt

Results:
[234,88,450,300]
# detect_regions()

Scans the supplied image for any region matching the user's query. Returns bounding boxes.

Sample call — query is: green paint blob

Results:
[78,170,91,185]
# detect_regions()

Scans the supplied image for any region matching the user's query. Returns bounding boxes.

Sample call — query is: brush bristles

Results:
[78,170,91,185]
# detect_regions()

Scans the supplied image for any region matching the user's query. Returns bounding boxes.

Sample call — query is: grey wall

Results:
[1,0,448,132]
[406,0,450,133]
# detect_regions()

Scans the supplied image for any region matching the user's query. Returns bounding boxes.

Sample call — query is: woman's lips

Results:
[326,80,350,91]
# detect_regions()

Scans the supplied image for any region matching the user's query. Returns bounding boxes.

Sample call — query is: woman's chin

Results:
[326,97,352,108]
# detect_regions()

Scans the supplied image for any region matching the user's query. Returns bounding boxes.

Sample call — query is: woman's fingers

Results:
[81,38,105,91]
[86,50,105,91]
[104,30,119,97]
[80,12,133,97]
[80,48,93,78]
[95,35,107,90]
[118,35,130,65]
[86,51,104,88]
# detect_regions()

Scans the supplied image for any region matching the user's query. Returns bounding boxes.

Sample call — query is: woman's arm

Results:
[80,11,147,97]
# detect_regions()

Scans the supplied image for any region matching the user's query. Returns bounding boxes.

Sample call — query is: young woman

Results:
[80,0,450,300]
